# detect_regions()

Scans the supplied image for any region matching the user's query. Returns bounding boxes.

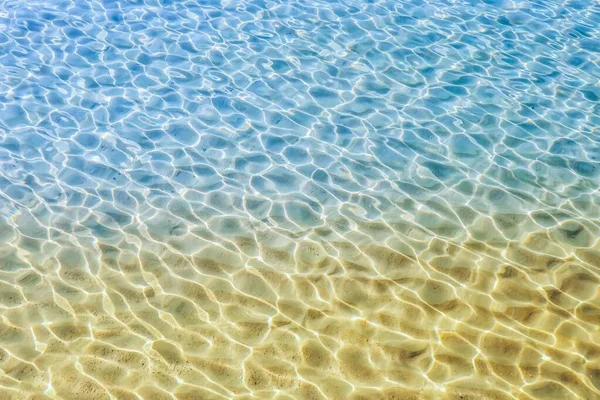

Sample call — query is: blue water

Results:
[0,0,599,398]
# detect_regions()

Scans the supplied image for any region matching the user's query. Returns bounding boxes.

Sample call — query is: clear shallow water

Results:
[0,0,599,398]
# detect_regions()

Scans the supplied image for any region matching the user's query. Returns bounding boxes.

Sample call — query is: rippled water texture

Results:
[1,0,600,399]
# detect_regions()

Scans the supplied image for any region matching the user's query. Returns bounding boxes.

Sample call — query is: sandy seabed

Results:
[1,209,599,400]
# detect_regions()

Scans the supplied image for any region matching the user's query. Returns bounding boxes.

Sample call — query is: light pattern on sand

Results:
[0,0,600,399]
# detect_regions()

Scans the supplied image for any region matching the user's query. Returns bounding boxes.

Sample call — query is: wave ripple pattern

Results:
[0,0,600,399]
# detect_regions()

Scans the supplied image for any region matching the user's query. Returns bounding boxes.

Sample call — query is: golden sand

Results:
[0,214,599,399]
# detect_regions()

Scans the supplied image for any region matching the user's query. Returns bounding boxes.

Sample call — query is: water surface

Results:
[0,0,600,399]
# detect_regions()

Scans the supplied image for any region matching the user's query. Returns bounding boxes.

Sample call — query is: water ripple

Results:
[0,0,599,399]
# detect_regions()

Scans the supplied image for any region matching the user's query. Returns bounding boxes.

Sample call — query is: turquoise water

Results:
[0,0,599,399]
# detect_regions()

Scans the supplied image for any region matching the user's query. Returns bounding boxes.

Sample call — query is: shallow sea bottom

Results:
[1,211,599,400]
